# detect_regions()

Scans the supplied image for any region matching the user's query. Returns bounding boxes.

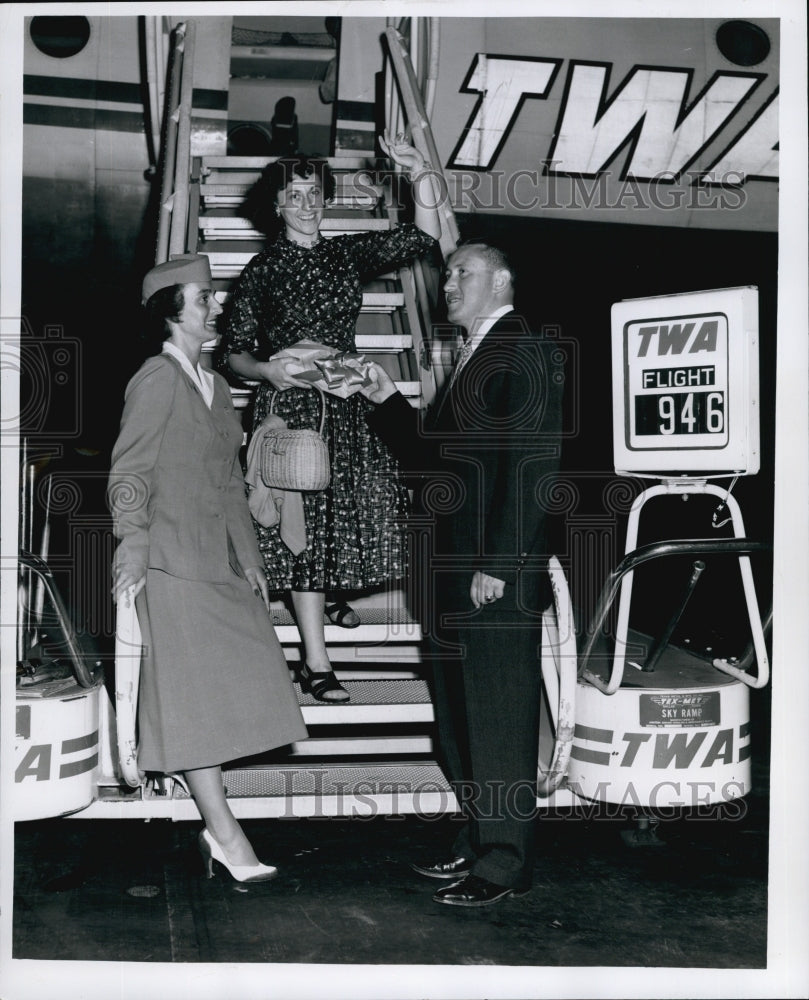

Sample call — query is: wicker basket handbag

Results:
[260,387,330,491]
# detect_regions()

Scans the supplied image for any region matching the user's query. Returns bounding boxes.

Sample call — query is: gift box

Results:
[270,340,334,366]
[272,341,373,398]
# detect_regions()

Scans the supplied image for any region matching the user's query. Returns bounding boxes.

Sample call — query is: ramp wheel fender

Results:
[537,556,577,795]
[114,589,144,789]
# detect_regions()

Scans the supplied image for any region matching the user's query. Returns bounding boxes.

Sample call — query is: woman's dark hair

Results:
[241,155,336,237]
[142,283,185,354]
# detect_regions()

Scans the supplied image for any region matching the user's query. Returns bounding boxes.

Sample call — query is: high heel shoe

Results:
[168,772,190,796]
[198,828,278,883]
[295,662,350,703]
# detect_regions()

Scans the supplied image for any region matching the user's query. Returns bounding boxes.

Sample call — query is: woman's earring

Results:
[275,205,281,217]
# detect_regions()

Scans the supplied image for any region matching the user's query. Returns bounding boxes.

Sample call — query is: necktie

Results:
[448,338,474,388]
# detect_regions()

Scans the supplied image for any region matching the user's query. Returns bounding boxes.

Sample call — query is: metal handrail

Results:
[578,538,772,693]
[382,19,459,399]
[155,22,185,264]
[384,25,460,260]
[154,20,196,264]
[19,552,96,689]
[168,19,196,257]
[143,16,168,176]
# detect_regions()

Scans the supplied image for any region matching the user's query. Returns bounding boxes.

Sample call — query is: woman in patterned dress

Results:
[217,131,441,702]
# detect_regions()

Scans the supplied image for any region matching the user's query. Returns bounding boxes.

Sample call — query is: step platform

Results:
[269,597,422,650]
[88,762,456,819]
[225,381,420,410]
[200,213,390,242]
[210,288,405,314]
[201,181,381,210]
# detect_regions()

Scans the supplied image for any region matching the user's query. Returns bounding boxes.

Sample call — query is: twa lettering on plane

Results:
[449,56,778,184]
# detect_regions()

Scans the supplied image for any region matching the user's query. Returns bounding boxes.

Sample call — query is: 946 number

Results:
[635,390,725,436]
[658,391,724,434]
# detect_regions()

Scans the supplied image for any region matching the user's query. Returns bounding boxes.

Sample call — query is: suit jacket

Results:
[108,353,262,583]
[367,313,564,614]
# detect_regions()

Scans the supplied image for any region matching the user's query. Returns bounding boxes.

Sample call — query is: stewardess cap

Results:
[142,254,212,304]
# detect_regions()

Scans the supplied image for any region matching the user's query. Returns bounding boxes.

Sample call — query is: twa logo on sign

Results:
[626,313,729,447]
[611,286,760,476]
[449,55,778,186]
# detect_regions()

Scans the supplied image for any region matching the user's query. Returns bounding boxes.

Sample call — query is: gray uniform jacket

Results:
[108,353,260,583]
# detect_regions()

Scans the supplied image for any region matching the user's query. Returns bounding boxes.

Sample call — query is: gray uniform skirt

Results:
[135,568,307,773]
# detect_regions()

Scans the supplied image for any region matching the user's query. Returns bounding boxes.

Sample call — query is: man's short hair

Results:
[455,238,517,288]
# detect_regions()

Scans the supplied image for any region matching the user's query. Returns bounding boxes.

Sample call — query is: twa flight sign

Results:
[611,286,760,475]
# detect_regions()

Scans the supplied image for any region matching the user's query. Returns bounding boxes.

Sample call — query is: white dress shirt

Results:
[449,305,514,386]
[162,341,215,409]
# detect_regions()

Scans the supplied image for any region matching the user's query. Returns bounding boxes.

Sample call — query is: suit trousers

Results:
[426,575,544,890]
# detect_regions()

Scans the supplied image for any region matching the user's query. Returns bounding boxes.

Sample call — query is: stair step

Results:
[393,381,420,397]
[354,333,412,350]
[295,678,433,723]
[209,290,404,313]
[220,761,450,797]
[227,382,418,409]
[86,762,456,819]
[201,216,390,242]
[229,387,253,409]
[290,735,433,756]
[230,42,334,80]
[205,231,394,275]
[202,155,371,170]
[200,245,405,276]
[201,182,381,209]
[276,619,422,644]
[357,292,405,312]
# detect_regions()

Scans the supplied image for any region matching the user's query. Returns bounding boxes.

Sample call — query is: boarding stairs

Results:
[184,151,452,816]
[88,18,462,819]
[13,18,463,821]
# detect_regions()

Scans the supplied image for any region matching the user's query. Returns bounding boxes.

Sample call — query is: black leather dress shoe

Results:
[410,856,473,880]
[432,874,530,907]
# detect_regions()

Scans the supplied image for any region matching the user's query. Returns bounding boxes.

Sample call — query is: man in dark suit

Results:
[361,239,564,907]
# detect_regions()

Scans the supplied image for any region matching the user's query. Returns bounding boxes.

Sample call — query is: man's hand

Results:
[359,362,398,404]
[470,570,506,609]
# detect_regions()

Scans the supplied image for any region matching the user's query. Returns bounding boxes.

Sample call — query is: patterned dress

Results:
[218,223,437,592]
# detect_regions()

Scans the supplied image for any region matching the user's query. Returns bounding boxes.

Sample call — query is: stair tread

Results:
[202,155,371,169]
[182,762,453,800]
[210,290,404,308]
[204,238,399,277]
[290,735,433,756]
[354,334,411,349]
[200,184,381,200]
[201,217,391,236]
[296,677,431,707]
[200,208,380,221]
